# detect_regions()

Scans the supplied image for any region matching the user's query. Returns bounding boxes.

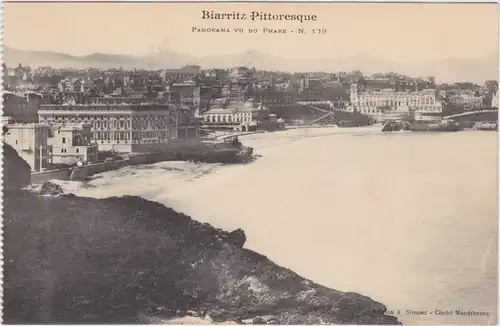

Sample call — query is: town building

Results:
[1,116,13,125]
[48,123,99,166]
[161,65,201,82]
[202,98,272,131]
[3,123,51,172]
[221,83,246,103]
[38,99,197,153]
[448,94,483,110]
[3,91,44,123]
[260,86,297,106]
[462,95,483,110]
[298,77,325,102]
[167,82,201,108]
[198,85,215,111]
[348,84,442,119]
[492,91,499,108]
[58,77,91,93]
[229,66,255,84]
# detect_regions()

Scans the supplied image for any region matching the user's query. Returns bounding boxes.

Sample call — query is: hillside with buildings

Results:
[5,46,498,83]
[2,60,498,175]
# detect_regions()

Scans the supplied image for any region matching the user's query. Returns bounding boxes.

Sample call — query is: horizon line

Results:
[5,45,498,64]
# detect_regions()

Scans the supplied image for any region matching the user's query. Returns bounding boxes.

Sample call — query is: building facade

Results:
[3,123,50,171]
[167,82,201,108]
[162,66,201,82]
[202,99,264,128]
[448,94,483,110]
[492,91,499,109]
[348,84,442,118]
[48,123,99,166]
[3,91,42,123]
[38,101,195,153]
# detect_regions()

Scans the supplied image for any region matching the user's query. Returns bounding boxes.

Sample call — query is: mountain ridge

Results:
[4,46,498,83]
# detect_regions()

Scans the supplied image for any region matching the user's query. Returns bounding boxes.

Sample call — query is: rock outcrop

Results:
[3,192,401,325]
[2,142,401,325]
[38,181,64,196]
[3,142,31,191]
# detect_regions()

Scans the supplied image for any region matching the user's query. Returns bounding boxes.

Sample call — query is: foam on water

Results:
[52,128,498,325]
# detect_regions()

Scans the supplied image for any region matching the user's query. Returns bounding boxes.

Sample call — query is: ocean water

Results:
[56,128,498,325]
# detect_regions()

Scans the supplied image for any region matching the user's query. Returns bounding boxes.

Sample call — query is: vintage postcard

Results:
[1,1,498,325]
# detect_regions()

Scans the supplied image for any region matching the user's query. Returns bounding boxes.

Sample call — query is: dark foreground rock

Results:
[38,181,64,196]
[3,143,31,190]
[3,143,401,325]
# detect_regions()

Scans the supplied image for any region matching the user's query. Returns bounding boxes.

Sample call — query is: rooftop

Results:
[205,99,264,114]
[56,123,92,131]
[5,123,50,129]
[41,102,169,107]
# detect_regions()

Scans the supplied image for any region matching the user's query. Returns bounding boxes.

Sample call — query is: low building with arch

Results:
[202,98,268,130]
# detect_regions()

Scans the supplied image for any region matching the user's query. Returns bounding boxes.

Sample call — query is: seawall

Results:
[32,168,72,184]
[69,160,129,180]
[215,125,340,140]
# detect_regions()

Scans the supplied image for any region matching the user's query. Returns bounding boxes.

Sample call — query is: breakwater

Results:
[69,159,129,181]
[31,168,72,184]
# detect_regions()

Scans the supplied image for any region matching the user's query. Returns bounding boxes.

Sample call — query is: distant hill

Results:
[411,53,499,85]
[4,46,498,84]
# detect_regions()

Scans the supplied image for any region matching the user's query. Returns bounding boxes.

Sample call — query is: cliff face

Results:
[3,143,31,191]
[3,192,401,325]
[2,143,401,325]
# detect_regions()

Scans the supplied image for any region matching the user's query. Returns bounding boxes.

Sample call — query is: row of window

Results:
[91,131,170,141]
[41,118,170,130]
[357,108,442,114]
[353,100,436,106]
[203,114,253,123]
[41,106,167,111]
[56,148,80,153]
[97,139,169,144]
[42,115,168,121]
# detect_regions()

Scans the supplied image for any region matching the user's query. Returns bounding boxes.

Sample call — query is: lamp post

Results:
[39,144,43,171]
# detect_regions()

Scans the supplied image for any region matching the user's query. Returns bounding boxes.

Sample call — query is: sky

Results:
[4,2,499,63]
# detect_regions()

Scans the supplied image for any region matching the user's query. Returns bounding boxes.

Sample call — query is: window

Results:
[62,137,66,144]
[76,148,79,153]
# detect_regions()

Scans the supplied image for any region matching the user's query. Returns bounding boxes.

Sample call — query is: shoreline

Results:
[5,140,402,324]
[216,123,496,142]
[32,124,494,185]
[14,128,496,323]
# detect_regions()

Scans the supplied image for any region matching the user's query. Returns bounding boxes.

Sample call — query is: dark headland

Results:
[3,143,401,325]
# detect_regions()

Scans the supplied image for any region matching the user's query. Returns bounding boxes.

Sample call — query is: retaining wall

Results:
[31,168,71,184]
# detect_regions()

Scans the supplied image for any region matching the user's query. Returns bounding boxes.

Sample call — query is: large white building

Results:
[448,94,483,110]
[202,99,261,124]
[347,84,442,119]
[38,99,198,153]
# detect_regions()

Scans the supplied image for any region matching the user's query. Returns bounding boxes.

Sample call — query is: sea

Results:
[55,127,498,325]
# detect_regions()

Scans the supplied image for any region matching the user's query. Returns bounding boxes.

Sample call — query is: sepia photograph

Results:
[1,1,498,325]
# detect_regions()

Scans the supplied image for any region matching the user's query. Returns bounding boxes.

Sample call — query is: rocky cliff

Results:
[2,143,401,325]
[3,143,31,191]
